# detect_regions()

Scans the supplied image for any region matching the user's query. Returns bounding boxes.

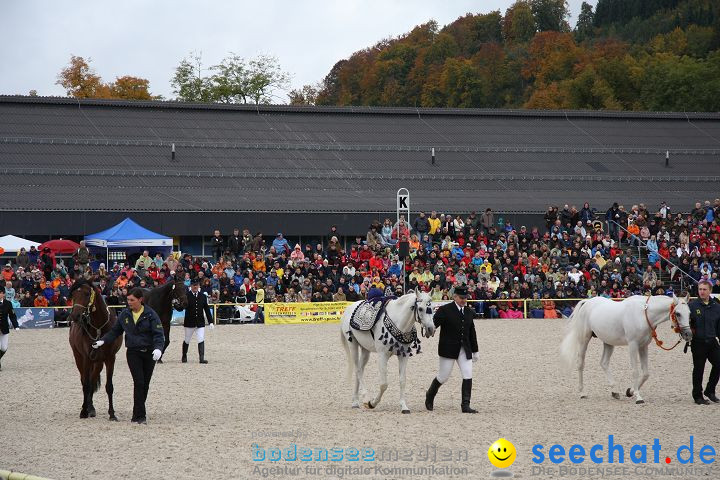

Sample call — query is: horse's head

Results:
[412,287,435,338]
[171,272,189,311]
[672,294,693,342]
[68,280,96,324]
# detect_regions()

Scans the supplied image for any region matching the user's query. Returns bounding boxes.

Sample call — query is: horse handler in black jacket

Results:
[92,288,164,424]
[425,285,480,413]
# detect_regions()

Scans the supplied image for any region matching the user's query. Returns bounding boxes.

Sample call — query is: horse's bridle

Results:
[72,285,96,315]
[170,280,188,310]
[643,296,682,351]
[410,294,434,336]
[72,285,109,341]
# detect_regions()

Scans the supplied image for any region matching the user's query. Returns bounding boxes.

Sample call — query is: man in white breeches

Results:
[425,285,479,413]
[182,279,215,364]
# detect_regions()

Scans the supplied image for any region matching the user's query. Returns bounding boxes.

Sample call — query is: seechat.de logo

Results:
[532,436,716,465]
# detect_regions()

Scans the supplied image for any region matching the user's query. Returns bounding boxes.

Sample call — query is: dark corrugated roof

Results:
[2,95,720,119]
[0,96,718,214]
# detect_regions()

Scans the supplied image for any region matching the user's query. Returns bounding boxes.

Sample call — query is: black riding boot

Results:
[181,342,189,363]
[198,342,208,364]
[0,349,5,371]
[461,379,477,413]
[425,378,442,411]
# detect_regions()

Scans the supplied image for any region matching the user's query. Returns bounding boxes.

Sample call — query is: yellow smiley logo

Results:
[488,438,516,469]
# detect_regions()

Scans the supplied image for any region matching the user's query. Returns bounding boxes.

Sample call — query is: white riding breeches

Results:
[0,333,8,352]
[184,327,205,344]
[436,347,473,384]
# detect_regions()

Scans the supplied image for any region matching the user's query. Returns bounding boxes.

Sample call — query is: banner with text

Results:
[265,302,352,325]
[14,307,55,328]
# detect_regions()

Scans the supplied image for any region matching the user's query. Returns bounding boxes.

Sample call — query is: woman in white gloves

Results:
[424,285,480,413]
[92,287,164,424]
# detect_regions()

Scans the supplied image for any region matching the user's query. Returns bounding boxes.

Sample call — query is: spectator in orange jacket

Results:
[34,293,49,307]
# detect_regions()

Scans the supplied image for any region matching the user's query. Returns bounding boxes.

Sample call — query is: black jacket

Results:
[184,290,214,328]
[433,301,479,359]
[413,216,430,234]
[0,299,19,334]
[228,235,243,255]
[211,236,224,254]
[100,306,164,351]
[689,298,720,341]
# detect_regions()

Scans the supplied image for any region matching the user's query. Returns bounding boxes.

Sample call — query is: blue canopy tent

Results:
[85,218,173,268]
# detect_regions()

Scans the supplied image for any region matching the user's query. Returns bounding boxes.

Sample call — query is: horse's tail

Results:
[559,299,589,374]
[92,372,102,393]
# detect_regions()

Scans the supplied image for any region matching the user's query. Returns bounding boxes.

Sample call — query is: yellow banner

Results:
[265,301,352,325]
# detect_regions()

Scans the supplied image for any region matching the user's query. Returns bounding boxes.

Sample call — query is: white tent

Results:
[0,235,41,252]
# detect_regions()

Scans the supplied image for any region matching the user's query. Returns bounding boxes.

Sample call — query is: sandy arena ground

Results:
[2,319,719,480]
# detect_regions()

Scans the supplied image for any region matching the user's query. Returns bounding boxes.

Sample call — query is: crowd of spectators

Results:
[2,200,719,320]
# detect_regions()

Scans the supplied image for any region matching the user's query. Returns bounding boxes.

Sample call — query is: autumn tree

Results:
[111,76,153,100]
[56,55,109,98]
[288,84,320,105]
[57,55,154,100]
[313,0,720,111]
[503,1,536,43]
[530,0,570,32]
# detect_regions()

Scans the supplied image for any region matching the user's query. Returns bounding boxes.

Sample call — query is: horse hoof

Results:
[157,358,164,364]
[351,405,360,409]
[364,401,375,409]
[109,415,118,421]
[80,411,88,419]
[88,409,96,418]
[636,399,645,405]
[401,409,410,414]
[580,395,588,399]
[626,388,633,397]
[611,392,620,400]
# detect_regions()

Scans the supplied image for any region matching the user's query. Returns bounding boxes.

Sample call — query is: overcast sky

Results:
[1,0,595,102]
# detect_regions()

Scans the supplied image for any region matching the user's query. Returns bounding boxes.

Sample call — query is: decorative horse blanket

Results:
[349,299,386,331]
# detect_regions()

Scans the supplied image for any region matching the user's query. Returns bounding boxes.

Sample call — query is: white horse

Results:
[559,295,692,404]
[340,290,435,413]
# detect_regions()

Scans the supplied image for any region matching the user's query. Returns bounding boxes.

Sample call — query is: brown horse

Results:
[68,279,122,420]
[144,270,188,362]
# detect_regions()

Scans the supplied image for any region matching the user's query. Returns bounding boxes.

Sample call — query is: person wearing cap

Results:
[425,284,479,413]
[0,288,20,371]
[272,233,290,256]
[182,279,215,364]
[75,240,91,273]
[15,248,29,270]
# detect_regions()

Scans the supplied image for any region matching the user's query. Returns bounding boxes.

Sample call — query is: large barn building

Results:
[0,96,718,254]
